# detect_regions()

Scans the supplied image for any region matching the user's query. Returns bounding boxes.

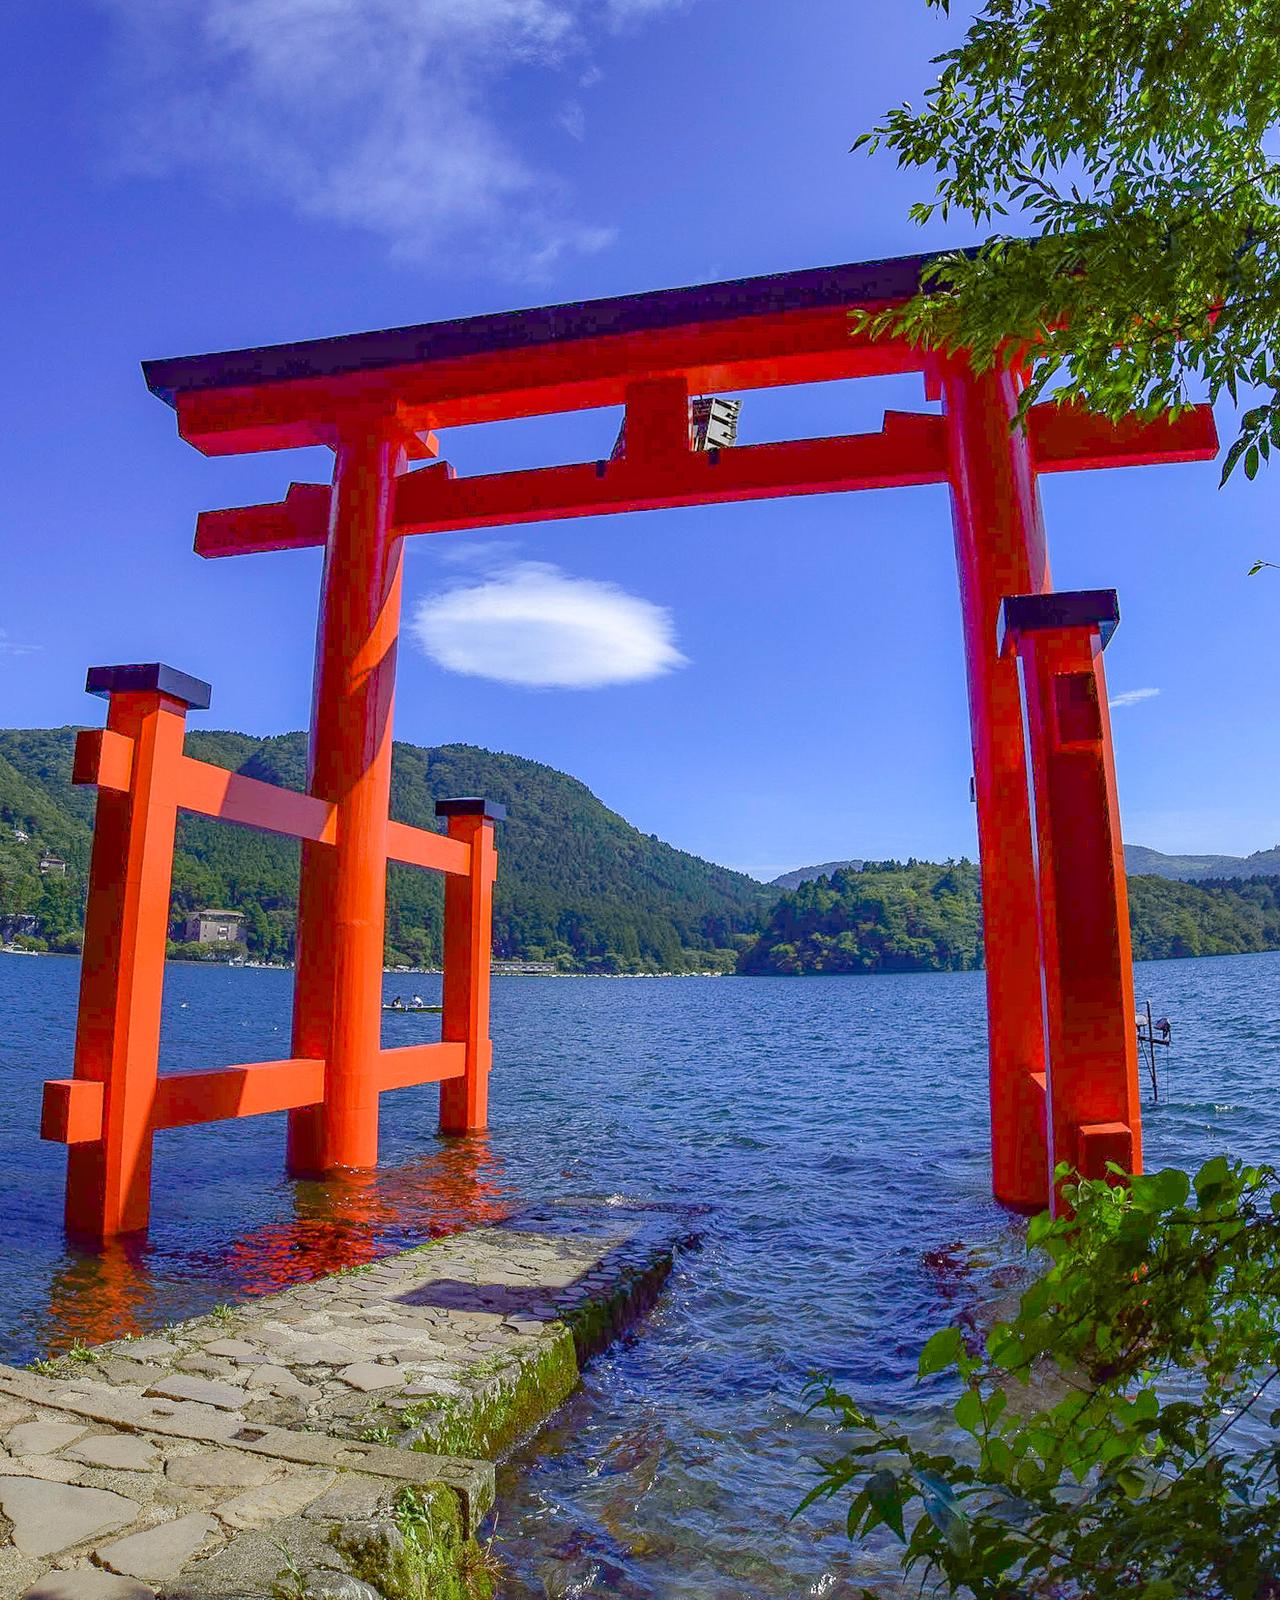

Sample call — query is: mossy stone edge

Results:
[326,1239,682,1598]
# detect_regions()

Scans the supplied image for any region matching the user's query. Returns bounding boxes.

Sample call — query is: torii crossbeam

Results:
[46,251,1219,1241]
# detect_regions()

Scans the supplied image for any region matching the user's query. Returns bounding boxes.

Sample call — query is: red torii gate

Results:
[43,251,1217,1242]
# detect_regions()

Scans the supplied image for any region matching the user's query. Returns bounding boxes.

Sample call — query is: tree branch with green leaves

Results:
[855,0,1280,494]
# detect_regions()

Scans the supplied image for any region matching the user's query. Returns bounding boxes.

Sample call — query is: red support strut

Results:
[59,666,209,1243]
[999,591,1143,1209]
[438,800,502,1134]
[44,656,501,1242]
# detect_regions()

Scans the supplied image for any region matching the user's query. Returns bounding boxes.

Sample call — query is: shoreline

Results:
[0,948,729,977]
[7,945,1280,973]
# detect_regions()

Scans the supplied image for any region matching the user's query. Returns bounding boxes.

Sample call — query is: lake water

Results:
[2,950,1278,1597]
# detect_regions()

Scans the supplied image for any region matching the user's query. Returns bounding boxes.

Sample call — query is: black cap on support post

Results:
[435,797,507,821]
[996,589,1120,658]
[85,663,213,711]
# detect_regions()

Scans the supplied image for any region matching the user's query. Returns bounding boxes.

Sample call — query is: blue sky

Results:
[2,0,1277,879]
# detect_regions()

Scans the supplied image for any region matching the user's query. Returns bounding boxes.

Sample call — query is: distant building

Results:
[38,852,66,877]
[182,909,247,945]
[11,829,28,843]
[491,959,556,975]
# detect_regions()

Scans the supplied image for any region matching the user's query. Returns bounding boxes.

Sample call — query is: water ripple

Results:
[2,951,1278,1594]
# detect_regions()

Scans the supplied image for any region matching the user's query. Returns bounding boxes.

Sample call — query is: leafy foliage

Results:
[805,1156,1280,1597]
[854,0,1280,482]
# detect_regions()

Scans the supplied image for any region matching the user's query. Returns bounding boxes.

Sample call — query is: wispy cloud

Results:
[0,630,41,658]
[1109,687,1160,709]
[90,0,694,274]
[556,101,587,141]
[434,538,524,569]
[410,560,687,688]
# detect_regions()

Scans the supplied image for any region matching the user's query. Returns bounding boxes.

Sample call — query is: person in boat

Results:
[412,993,424,1008]
[390,996,405,1010]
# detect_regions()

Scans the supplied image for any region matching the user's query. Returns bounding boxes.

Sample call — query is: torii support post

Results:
[999,590,1143,1208]
[437,799,502,1134]
[287,421,408,1176]
[57,664,211,1244]
[941,364,1052,1212]
[44,657,503,1243]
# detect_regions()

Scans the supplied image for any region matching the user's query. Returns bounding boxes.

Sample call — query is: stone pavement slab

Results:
[22,1571,153,1600]
[0,1480,138,1557]
[96,1517,222,1582]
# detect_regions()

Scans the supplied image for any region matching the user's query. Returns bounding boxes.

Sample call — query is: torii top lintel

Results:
[143,251,960,455]
[144,249,1219,557]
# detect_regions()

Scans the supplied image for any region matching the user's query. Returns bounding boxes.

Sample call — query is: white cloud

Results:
[1109,687,1160,709]
[410,560,687,688]
[0,630,41,658]
[89,0,692,273]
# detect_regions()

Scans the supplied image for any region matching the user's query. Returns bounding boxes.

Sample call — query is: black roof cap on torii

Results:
[142,248,970,406]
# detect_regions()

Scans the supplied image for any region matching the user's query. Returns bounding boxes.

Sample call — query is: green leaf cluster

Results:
[805,1155,1280,1596]
[855,0,1280,482]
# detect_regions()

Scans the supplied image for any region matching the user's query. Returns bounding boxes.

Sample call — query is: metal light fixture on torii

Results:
[42,250,1218,1243]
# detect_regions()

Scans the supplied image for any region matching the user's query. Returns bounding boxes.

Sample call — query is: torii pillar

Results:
[999,589,1142,1208]
[287,418,408,1176]
[942,363,1052,1211]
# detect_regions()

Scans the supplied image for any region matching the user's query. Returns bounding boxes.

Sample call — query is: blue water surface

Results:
[1,950,1277,1597]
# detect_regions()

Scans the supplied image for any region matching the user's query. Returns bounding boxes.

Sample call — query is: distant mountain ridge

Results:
[7,730,1280,979]
[746,859,1280,974]
[771,859,865,891]
[1123,843,1280,881]
[776,843,1280,890]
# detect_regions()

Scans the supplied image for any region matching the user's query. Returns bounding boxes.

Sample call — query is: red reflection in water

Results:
[42,1134,511,1354]
[222,1134,511,1293]
[45,1240,155,1353]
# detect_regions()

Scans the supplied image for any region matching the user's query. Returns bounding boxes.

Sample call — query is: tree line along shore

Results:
[2,727,1277,977]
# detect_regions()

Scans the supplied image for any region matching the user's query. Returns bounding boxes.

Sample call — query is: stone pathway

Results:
[0,1201,694,1599]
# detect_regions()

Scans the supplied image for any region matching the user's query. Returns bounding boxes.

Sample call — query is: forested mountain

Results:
[778,844,1280,889]
[741,861,1280,975]
[1126,875,1280,958]
[741,862,985,975]
[0,728,769,973]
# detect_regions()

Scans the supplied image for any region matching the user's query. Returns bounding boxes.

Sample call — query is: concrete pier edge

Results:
[0,1199,698,1600]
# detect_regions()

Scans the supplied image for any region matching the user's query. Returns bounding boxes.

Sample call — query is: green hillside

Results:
[740,861,1280,975]
[0,728,769,974]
